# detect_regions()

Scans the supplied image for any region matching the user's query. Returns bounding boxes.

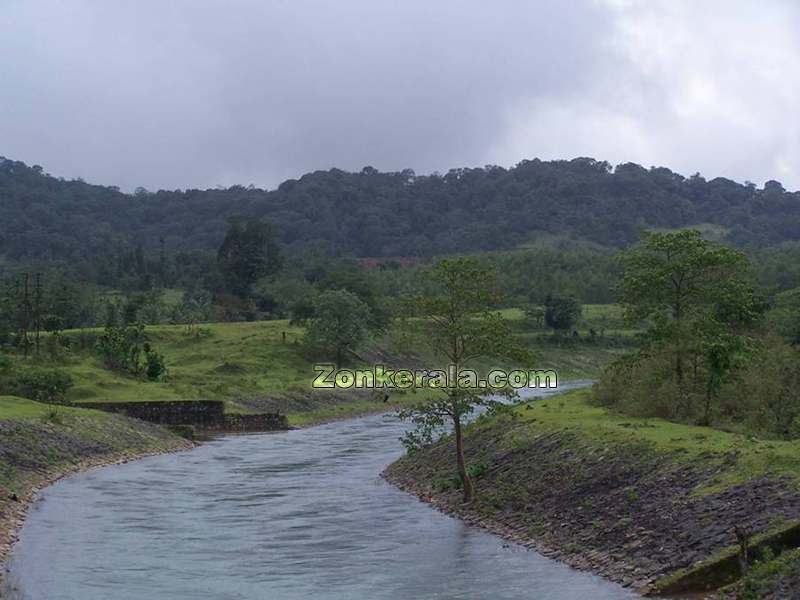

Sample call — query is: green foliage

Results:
[490,246,619,304]
[604,229,763,422]
[1,368,74,405]
[95,323,166,380]
[96,322,145,373]
[40,405,64,424]
[432,462,489,492]
[767,287,800,344]
[171,289,212,330]
[217,218,282,298]
[544,295,582,332]
[253,277,315,321]
[723,338,800,439]
[3,157,800,270]
[618,229,751,325]
[316,261,391,330]
[303,290,371,367]
[523,305,545,328]
[143,344,168,381]
[399,258,527,502]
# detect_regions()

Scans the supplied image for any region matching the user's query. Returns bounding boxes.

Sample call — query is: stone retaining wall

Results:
[75,400,288,432]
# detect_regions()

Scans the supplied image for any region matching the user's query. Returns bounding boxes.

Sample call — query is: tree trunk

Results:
[453,415,474,503]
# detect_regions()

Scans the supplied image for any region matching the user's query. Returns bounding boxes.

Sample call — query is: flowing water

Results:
[6,383,637,599]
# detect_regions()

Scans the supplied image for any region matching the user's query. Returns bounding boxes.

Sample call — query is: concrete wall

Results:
[75,400,289,431]
[76,400,226,426]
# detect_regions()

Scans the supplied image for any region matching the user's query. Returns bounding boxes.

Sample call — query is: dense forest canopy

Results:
[2,156,799,265]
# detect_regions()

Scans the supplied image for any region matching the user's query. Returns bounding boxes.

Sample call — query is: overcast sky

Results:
[1,0,798,192]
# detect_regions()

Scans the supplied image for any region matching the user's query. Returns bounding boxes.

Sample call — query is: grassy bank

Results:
[0,396,193,575]
[55,321,309,405]
[10,321,409,425]
[12,307,633,424]
[384,388,800,597]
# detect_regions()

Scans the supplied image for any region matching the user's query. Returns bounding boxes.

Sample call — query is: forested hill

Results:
[2,156,798,262]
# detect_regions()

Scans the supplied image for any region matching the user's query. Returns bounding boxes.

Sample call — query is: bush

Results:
[96,323,146,373]
[544,295,582,333]
[40,406,64,424]
[95,323,167,380]
[592,350,680,420]
[721,337,800,439]
[143,343,167,381]
[596,336,800,440]
[2,369,74,405]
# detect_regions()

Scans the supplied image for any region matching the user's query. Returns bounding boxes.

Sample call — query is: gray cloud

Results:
[0,0,798,191]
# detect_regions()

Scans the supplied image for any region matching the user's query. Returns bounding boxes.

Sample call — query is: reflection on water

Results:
[6,383,637,599]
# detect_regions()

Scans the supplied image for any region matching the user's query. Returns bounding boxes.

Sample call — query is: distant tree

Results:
[288,297,316,326]
[319,264,391,330]
[399,258,527,503]
[304,290,370,368]
[172,289,212,333]
[544,295,581,333]
[122,289,165,325]
[217,218,282,297]
[523,305,545,328]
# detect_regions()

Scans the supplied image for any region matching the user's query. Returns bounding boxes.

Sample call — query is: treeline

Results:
[3,156,800,269]
[5,234,800,338]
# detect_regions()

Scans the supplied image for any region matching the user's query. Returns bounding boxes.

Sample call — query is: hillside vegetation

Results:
[2,156,799,268]
[1,306,634,423]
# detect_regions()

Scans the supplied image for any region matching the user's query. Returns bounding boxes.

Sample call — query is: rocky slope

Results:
[384,390,800,597]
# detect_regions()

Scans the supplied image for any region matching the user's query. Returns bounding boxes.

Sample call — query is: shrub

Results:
[95,323,167,380]
[592,350,679,420]
[2,369,74,405]
[143,344,167,381]
[722,337,800,439]
[40,406,64,424]
[96,323,146,373]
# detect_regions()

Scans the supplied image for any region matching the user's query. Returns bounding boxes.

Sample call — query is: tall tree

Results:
[217,218,282,297]
[618,229,758,416]
[544,295,582,333]
[400,258,526,503]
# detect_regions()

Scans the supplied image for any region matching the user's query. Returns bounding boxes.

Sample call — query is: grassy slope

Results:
[510,389,800,492]
[61,321,310,404]
[21,305,633,424]
[385,388,800,596]
[45,320,436,425]
[0,396,191,493]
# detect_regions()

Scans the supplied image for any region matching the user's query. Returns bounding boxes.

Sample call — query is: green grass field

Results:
[2,304,638,423]
[51,321,310,405]
[0,395,79,420]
